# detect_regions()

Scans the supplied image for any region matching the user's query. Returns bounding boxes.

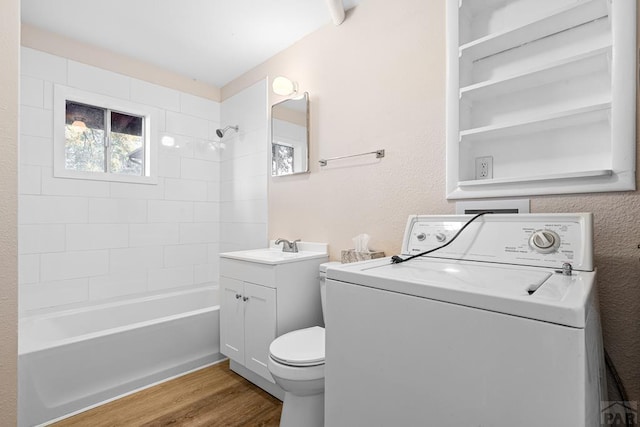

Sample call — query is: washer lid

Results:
[327,257,596,328]
[269,326,325,366]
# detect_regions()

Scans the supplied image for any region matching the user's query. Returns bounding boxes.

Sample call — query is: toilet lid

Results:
[269,326,325,367]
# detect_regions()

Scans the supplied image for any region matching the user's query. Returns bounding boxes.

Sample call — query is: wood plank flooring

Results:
[52,360,282,427]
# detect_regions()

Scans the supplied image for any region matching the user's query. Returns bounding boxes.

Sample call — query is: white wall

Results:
[19,47,222,313]
[0,0,19,423]
[219,79,269,253]
[221,0,640,400]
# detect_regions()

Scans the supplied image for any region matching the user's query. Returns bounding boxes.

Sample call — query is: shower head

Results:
[216,125,239,138]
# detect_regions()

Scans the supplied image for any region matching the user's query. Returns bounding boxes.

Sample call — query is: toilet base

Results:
[280,391,324,427]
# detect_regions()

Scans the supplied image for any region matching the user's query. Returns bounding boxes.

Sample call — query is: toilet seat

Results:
[269,326,325,367]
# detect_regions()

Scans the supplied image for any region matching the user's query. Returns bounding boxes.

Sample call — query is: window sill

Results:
[53,169,158,185]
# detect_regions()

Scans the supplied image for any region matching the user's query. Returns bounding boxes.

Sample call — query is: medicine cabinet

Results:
[271,93,309,177]
[446,0,636,199]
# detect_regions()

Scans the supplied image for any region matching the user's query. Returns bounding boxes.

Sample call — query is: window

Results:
[54,85,157,184]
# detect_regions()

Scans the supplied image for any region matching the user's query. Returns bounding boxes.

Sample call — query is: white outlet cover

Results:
[475,156,493,180]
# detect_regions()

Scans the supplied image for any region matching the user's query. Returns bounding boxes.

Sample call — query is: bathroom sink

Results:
[220,242,328,265]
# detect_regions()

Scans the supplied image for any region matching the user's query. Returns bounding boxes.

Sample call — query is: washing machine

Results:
[325,213,605,427]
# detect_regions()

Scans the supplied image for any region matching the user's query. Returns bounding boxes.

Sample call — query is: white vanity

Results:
[219,242,328,399]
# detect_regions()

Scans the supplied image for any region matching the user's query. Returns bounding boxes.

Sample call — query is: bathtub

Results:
[18,286,223,427]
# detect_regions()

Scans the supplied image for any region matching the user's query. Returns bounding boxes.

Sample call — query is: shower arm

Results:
[216,125,239,138]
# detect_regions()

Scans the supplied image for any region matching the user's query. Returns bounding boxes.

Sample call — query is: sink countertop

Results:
[220,241,328,265]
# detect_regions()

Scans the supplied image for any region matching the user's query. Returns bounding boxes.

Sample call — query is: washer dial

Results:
[529,229,561,254]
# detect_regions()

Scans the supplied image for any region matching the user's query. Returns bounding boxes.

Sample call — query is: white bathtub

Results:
[18,287,222,427]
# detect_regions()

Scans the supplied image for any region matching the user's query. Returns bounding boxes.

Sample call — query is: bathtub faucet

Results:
[275,238,301,253]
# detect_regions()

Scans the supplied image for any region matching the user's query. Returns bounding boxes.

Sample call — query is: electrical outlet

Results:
[475,156,493,180]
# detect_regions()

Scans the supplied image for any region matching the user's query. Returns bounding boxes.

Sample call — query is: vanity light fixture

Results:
[272,76,298,96]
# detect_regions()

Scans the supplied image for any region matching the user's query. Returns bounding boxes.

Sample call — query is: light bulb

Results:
[272,76,298,96]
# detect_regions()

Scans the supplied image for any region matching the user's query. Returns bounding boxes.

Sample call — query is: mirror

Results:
[271,92,309,176]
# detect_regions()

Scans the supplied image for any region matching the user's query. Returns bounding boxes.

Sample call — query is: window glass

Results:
[64,101,106,172]
[110,111,144,176]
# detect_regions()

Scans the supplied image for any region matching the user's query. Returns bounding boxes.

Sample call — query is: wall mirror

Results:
[271,92,309,176]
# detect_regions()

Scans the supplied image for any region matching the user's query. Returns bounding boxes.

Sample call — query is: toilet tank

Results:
[320,262,341,321]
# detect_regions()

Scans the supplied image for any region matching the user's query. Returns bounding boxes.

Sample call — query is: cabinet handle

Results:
[243,296,249,302]
[235,293,242,299]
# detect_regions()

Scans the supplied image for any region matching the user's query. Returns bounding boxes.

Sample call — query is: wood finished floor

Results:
[52,360,282,427]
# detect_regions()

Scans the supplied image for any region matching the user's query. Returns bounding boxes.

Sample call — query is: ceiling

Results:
[21,0,363,88]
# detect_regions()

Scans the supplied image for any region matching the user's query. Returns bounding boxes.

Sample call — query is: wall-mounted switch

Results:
[475,156,493,180]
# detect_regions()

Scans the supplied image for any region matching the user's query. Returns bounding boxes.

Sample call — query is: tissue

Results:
[341,233,385,263]
[352,233,370,253]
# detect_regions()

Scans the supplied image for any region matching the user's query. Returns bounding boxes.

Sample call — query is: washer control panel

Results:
[402,214,593,271]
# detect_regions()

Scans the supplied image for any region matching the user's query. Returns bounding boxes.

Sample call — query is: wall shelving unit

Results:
[446,0,636,199]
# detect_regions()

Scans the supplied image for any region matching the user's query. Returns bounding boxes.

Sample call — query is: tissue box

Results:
[341,249,386,263]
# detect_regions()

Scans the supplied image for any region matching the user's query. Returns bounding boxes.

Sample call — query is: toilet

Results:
[267,262,338,427]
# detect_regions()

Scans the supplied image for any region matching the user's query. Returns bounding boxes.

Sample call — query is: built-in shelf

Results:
[460,0,609,62]
[460,103,611,143]
[446,0,636,199]
[460,47,611,101]
[459,0,506,17]
[459,170,613,187]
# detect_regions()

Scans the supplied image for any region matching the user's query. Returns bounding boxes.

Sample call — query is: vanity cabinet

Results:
[221,277,276,381]
[219,250,328,395]
[446,0,636,199]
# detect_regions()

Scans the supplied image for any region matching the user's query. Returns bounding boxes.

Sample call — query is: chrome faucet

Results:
[275,238,301,253]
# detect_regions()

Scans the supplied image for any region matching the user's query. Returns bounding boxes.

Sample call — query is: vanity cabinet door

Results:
[244,282,277,382]
[220,277,245,365]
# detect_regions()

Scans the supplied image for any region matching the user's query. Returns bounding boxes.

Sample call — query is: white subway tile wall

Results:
[18,254,40,285]
[20,135,53,167]
[18,225,66,255]
[219,79,269,254]
[21,279,89,312]
[67,61,131,99]
[18,48,225,313]
[166,111,211,140]
[147,266,195,291]
[40,250,109,282]
[18,48,267,313]
[181,92,222,121]
[65,224,130,251]
[21,48,67,84]
[129,224,180,247]
[130,79,181,112]
[89,270,148,301]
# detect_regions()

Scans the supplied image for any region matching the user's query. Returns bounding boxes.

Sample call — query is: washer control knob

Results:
[435,233,447,243]
[529,230,561,254]
[416,233,426,241]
